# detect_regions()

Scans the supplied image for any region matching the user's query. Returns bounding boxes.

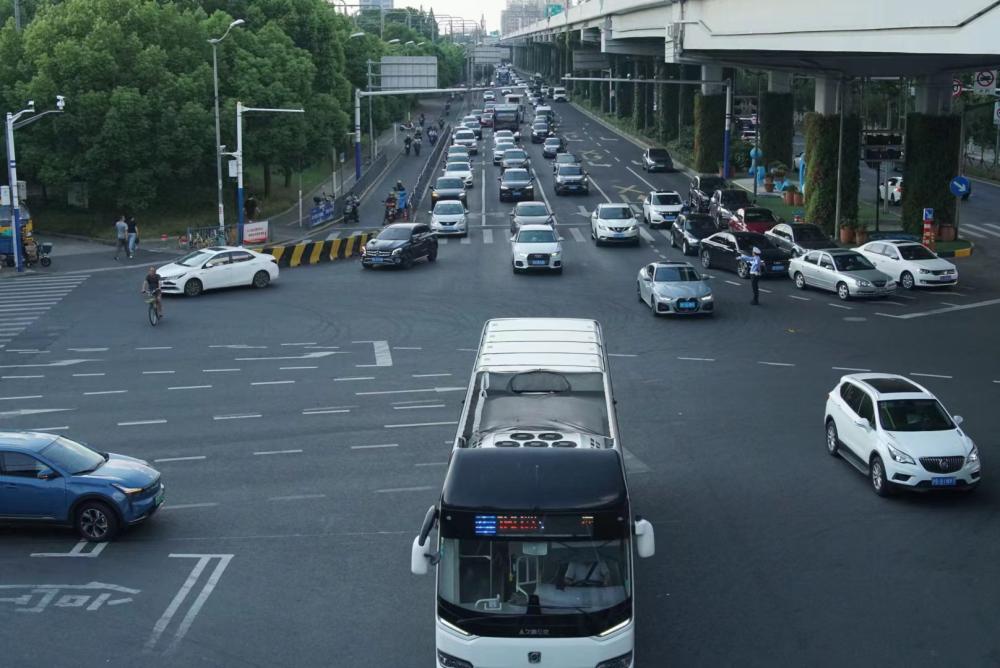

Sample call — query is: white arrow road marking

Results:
[575,205,591,217]
[599,136,619,141]
[234,351,348,361]
[0,407,74,418]
[0,359,98,369]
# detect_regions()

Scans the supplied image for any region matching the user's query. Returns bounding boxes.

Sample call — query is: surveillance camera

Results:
[55,95,65,110]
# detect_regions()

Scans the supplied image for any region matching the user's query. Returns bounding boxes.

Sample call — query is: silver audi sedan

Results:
[788,248,896,300]
[636,261,714,316]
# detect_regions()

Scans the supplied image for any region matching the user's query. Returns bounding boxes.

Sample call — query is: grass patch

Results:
[749,190,902,230]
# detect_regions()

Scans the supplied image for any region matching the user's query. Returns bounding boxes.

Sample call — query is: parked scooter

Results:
[343,194,360,223]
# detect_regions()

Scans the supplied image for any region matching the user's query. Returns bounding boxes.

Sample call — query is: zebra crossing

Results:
[0,274,90,349]
[960,222,1000,239]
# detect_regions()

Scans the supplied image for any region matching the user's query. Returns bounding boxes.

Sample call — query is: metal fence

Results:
[409,125,452,214]
[306,153,389,229]
[184,225,238,250]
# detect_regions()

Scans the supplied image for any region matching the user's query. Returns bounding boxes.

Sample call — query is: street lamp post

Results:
[208,18,245,241]
[226,101,305,245]
[5,97,65,273]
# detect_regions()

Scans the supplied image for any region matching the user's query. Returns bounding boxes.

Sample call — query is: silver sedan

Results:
[788,249,896,300]
[636,261,714,316]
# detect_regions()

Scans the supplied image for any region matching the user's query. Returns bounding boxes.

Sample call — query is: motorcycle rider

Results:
[384,190,398,224]
[419,113,425,127]
[414,136,422,156]
[403,135,412,155]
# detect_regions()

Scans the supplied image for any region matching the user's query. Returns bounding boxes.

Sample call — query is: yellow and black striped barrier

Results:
[258,232,375,268]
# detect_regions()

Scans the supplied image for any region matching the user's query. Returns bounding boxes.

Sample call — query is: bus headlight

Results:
[437,650,473,668]
[596,651,633,668]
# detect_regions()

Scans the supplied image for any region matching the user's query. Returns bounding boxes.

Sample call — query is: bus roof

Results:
[477,318,605,373]
[441,448,626,512]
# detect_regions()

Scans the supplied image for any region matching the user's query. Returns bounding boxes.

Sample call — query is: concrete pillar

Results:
[914,73,952,115]
[701,64,723,96]
[768,71,791,94]
[814,76,838,114]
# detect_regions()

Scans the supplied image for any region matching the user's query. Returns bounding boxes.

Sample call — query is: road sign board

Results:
[995,100,1000,126]
[952,79,963,98]
[949,175,971,197]
[974,70,996,93]
[922,207,934,222]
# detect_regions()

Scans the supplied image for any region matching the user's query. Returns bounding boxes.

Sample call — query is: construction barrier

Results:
[257,231,376,268]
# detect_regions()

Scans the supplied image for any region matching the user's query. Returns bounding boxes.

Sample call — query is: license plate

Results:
[154,489,165,505]
[370,257,384,264]
[932,477,956,487]
[612,232,626,238]
[771,264,784,271]
[677,300,696,311]
[530,260,547,266]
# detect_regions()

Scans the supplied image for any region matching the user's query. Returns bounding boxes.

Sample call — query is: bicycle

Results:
[143,292,162,326]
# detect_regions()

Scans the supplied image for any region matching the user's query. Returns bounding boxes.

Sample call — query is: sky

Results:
[417,0,502,34]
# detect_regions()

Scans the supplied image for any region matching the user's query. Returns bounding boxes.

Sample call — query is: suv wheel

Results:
[825,420,840,456]
[701,250,712,269]
[870,455,893,497]
[75,501,120,542]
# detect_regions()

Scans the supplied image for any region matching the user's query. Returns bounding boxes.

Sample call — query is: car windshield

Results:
[722,191,751,206]
[654,266,701,281]
[517,229,557,243]
[175,250,212,267]
[743,209,775,223]
[734,234,774,251]
[877,399,954,432]
[445,164,468,173]
[651,193,682,206]
[898,244,937,260]
[378,227,413,241]
[438,537,631,617]
[796,226,828,243]
[544,138,560,144]
[558,166,582,176]
[517,203,549,216]
[436,178,463,189]
[685,218,716,234]
[435,202,464,215]
[455,131,474,140]
[41,437,105,475]
[600,207,631,220]
[833,253,875,271]
[556,154,577,163]
[504,170,529,182]
[647,149,670,160]
[504,150,526,160]
[698,177,725,193]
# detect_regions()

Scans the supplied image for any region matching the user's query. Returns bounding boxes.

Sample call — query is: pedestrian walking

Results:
[113,215,128,260]
[738,246,764,305]
[126,216,138,258]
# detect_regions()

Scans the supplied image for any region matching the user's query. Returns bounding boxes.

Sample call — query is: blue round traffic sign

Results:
[949,175,971,197]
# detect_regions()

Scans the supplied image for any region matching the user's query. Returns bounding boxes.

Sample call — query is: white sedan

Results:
[442,161,474,188]
[878,177,903,204]
[854,239,958,289]
[429,200,468,237]
[158,246,278,297]
[511,224,562,273]
[824,373,980,496]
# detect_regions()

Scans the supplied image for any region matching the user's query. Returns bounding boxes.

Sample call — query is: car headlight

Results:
[919,268,932,274]
[112,483,144,497]
[391,248,403,256]
[596,652,633,668]
[855,279,872,287]
[967,443,979,464]
[700,294,713,301]
[886,442,915,465]
[551,251,561,258]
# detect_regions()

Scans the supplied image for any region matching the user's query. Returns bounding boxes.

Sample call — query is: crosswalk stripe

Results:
[438,237,448,245]
[658,230,672,241]
[568,227,586,242]
[460,235,472,245]
[325,230,341,241]
[960,225,986,238]
[638,227,656,244]
[483,229,494,244]
[963,223,1000,238]
[0,274,90,347]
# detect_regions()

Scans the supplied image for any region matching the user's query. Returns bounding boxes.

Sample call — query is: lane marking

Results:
[877,297,1000,320]
[677,357,714,362]
[357,386,465,396]
[214,414,262,420]
[169,385,212,391]
[280,342,317,346]
[269,494,326,501]
[136,346,173,351]
[142,370,175,375]
[0,394,43,400]
[725,280,741,286]
[375,485,435,493]
[412,373,452,378]
[22,426,68,432]
[250,380,295,386]
[302,409,350,415]
[236,351,345,361]
[30,540,109,558]
[758,361,795,367]
[588,176,613,203]
[118,419,167,426]
[334,376,375,382]
[84,390,127,395]
[568,227,586,242]
[415,462,448,467]
[253,449,302,455]
[393,403,446,410]
[146,554,234,655]
[73,373,105,377]
[880,300,905,306]
[155,456,207,463]
[832,366,871,372]
[203,368,240,373]
[910,372,953,379]
[384,420,459,429]
[759,288,773,294]
[280,366,318,370]
[209,344,266,349]
[483,228,494,244]
[828,303,853,310]
[625,166,656,190]
[351,443,399,450]
[788,295,810,301]
[638,227,656,244]
[608,353,637,358]
[393,347,423,350]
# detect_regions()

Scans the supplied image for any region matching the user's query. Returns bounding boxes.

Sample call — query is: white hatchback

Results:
[158,246,279,297]
[854,240,958,289]
[824,373,980,496]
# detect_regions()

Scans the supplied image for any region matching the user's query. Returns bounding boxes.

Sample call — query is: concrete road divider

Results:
[257,231,375,268]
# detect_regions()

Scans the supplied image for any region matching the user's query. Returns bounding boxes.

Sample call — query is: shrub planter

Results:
[937,224,956,242]
[793,192,804,206]
[839,227,856,244]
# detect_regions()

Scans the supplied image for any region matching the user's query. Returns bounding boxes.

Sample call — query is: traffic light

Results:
[862,131,904,167]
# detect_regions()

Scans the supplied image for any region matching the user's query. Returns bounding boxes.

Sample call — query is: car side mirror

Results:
[634,518,655,558]
[37,467,58,480]
[853,417,871,430]
[953,415,964,426]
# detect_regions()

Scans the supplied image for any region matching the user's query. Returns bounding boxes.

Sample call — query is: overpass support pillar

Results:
[701,64,724,96]
[760,71,795,171]
[814,76,838,114]
[693,65,726,173]
[902,73,960,233]
[768,72,791,94]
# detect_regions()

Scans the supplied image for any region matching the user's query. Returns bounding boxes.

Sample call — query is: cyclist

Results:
[141,266,163,319]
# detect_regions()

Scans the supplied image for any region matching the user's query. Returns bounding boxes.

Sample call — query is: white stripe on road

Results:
[118,419,167,426]
[253,449,302,455]
[1,375,43,379]
[677,357,715,362]
[910,372,953,379]
[788,294,810,301]
[483,228,494,244]
[302,409,350,415]
[280,342,318,346]
[638,227,656,244]
[269,494,326,501]
[961,223,1000,238]
[877,297,1000,320]
[154,456,207,463]
[335,376,375,382]
[828,303,853,310]
[832,366,871,372]
[203,368,240,373]
[136,346,173,350]
[568,227,586,242]
[168,385,212,391]
[608,353,637,358]
[384,421,459,428]
[393,403,446,410]
[72,373,105,377]
[357,386,464,395]
[280,366,318,370]
[214,414,262,420]
[758,362,795,367]
[67,347,109,352]
[351,443,399,450]
[725,280,741,286]
[250,380,295,386]
[0,395,42,400]
[460,235,472,245]
[375,486,435,493]
[626,166,657,190]
[161,503,219,510]
[412,373,451,378]
[23,426,68,431]
[84,390,127,395]
[143,370,176,375]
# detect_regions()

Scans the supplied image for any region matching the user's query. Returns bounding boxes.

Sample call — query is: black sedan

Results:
[530,122,553,143]
[361,223,438,269]
[430,176,467,206]
[764,222,834,259]
[699,231,788,278]
[541,136,565,158]
[498,168,535,202]
[670,213,718,256]
[641,147,673,172]
[500,148,530,172]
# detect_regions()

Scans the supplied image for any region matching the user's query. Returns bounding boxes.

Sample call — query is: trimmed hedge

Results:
[803,112,860,233]
[901,113,960,232]
[679,65,697,128]
[693,93,726,173]
[759,92,794,169]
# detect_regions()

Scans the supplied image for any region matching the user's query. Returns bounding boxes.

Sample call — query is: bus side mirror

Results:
[634,518,655,558]
[411,535,432,575]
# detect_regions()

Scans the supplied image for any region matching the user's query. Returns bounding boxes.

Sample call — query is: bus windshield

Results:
[437,537,631,637]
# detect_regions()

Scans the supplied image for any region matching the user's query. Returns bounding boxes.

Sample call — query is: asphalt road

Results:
[1,95,999,668]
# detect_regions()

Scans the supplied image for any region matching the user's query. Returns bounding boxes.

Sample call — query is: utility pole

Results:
[367,60,376,163]
[13,0,21,31]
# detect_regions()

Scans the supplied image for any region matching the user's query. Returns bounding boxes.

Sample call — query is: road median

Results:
[255,231,375,268]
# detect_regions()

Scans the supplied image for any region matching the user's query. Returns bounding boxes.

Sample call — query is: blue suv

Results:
[0,431,164,541]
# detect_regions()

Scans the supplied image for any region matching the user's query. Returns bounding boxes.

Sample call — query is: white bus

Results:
[411,318,655,668]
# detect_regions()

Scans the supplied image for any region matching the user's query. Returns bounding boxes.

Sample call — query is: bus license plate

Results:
[932,477,956,487]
